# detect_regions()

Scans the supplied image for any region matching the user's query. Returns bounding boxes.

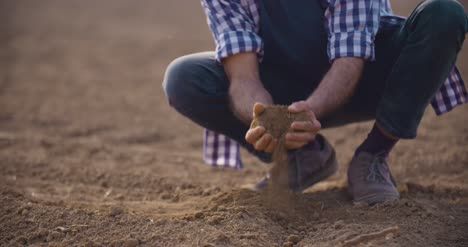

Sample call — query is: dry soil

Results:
[1,1,468,246]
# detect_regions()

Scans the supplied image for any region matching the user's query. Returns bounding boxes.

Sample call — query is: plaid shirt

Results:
[201,0,467,169]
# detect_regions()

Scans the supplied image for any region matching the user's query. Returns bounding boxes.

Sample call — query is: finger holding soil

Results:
[250,105,309,141]
[250,104,311,190]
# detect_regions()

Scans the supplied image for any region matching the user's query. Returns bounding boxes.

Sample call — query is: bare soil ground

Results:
[1,1,467,246]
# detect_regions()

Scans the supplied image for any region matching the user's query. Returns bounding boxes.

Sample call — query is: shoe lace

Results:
[366,153,389,183]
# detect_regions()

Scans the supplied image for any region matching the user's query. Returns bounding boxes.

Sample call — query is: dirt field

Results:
[1,1,467,246]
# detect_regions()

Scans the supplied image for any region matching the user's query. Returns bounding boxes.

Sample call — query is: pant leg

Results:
[376,0,467,139]
[162,52,271,162]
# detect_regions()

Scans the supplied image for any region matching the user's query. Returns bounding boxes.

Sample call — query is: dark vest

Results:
[258,0,331,104]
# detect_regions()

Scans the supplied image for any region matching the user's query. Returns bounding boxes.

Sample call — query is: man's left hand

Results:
[286,101,321,149]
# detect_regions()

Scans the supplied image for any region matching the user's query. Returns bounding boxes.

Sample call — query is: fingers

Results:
[285,132,316,143]
[254,133,275,151]
[291,120,321,132]
[288,100,309,113]
[284,140,307,150]
[245,126,265,144]
[284,131,316,150]
[245,127,277,153]
[264,138,277,153]
[253,102,265,117]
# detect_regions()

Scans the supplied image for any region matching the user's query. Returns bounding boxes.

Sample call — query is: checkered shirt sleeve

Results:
[202,0,386,62]
[201,0,263,62]
[325,0,382,61]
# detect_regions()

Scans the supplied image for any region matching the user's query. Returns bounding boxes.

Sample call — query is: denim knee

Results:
[162,53,227,111]
[162,56,190,107]
[418,0,467,37]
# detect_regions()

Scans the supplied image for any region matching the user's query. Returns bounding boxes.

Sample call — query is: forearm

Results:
[223,52,273,123]
[307,57,365,119]
[313,0,379,119]
[224,52,262,86]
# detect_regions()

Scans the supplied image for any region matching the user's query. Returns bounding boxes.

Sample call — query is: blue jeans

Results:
[163,0,467,159]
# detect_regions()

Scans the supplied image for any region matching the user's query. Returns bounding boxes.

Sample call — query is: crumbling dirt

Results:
[251,105,309,189]
[250,105,309,139]
[1,0,468,246]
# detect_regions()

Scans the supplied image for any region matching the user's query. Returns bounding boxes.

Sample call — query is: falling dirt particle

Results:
[109,206,124,217]
[286,234,301,243]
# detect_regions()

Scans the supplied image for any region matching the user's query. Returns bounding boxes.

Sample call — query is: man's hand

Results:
[223,52,273,124]
[286,101,321,149]
[245,103,278,153]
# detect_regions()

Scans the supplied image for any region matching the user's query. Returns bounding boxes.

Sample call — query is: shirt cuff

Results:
[216,30,263,63]
[327,31,375,62]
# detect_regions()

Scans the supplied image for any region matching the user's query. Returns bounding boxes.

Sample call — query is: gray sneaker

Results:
[347,152,400,205]
[254,134,338,192]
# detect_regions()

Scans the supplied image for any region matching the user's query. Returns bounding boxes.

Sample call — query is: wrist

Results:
[228,80,272,124]
[305,98,323,119]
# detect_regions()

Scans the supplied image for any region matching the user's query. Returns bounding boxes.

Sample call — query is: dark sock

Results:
[355,124,398,157]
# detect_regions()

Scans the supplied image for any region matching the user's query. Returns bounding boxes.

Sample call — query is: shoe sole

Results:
[353,192,400,205]
[295,147,338,193]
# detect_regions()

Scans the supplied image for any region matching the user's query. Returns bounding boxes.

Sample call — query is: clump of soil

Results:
[250,105,309,190]
[250,105,309,139]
